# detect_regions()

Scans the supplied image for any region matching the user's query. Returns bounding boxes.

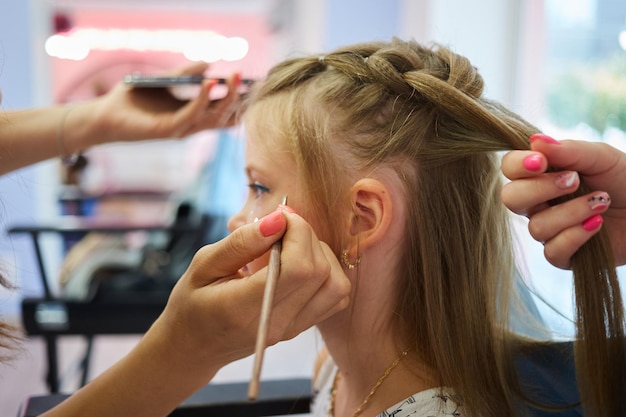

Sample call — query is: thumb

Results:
[190,210,287,285]
[531,136,620,175]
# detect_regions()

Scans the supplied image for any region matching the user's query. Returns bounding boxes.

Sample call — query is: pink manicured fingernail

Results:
[530,133,560,145]
[277,204,296,214]
[555,171,579,189]
[523,154,543,171]
[259,210,285,237]
[582,214,603,231]
[588,192,611,211]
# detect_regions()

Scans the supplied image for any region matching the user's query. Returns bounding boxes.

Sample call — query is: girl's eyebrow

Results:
[245,165,268,180]
[245,166,256,180]
[244,165,256,176]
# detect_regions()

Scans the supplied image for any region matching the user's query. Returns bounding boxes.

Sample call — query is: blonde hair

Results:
[0,273,21,362]
[244,38,625,417]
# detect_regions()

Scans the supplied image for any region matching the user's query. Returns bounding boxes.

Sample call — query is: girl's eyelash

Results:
[248,182,270,196]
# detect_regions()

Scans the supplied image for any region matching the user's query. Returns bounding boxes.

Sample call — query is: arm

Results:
[501,134,626,269]
[41,209,351,417]
[0,63,242,175]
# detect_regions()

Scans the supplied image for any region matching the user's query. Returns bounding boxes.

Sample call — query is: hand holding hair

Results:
[501,134,626,268]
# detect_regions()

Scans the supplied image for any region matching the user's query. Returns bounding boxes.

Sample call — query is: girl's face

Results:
[227,116,299,276]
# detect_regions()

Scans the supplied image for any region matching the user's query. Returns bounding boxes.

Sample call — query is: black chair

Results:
[18,378,313,417]
[9,204,224,393]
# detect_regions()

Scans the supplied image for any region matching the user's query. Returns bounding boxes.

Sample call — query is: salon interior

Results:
[1,0,625,416]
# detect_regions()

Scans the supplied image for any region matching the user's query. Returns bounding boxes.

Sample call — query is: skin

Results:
[227,120,300,275]
[501,135,626,269]
[228,115,438,417]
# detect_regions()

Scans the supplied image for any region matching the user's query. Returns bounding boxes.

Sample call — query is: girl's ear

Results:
[346,178,393,251]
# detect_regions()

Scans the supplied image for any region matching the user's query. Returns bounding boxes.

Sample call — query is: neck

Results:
[317,265,437,417]
[317,266,398,375]
[329,351,437,417]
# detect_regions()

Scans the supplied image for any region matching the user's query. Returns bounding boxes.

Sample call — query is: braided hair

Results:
[244,38,625,417]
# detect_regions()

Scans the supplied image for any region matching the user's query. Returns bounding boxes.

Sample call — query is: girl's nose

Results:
[227,208,247,233]
[227,204,258,233]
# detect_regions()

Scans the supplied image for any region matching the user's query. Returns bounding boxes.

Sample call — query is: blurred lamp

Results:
[45,28,249,62]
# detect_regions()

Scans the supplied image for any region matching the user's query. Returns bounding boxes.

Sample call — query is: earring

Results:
[341,250,361,269]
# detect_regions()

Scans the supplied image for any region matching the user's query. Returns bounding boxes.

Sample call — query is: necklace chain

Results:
[328,350,409,417]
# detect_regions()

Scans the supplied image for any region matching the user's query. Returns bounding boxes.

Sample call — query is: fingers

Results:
[205,73,244,129]
[183,209,349,343]
[528,191,610,240]
[276,244,350,340]
[163,209,350,368]
[502,170,581,216]
[170,79,216,137]
[529,134,621,176]
[213,211,351,345]
[501,148,548,181]
[173,73,244,136]
[503,134,624,183]
[501,149,581,216]
[500,135,618,270]
[543,213,604,269]
[188,210,287,286]
[170,61,209,76]
[261,213,351,344]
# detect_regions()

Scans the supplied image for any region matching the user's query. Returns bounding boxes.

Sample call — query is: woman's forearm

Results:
[40,317,221,417]
[0,102,98,175]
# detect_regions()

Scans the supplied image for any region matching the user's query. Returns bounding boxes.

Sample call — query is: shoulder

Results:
[515,340,582,414]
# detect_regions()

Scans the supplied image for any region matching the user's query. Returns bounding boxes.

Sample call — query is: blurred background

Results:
[0,0,624,415]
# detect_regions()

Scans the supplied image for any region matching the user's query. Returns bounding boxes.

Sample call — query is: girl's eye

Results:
[248,182,270,199]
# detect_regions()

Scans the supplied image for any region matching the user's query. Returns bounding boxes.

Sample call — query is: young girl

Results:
[229,38,625,417]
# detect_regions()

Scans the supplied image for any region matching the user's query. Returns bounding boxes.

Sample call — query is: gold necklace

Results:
[327,350,409,417]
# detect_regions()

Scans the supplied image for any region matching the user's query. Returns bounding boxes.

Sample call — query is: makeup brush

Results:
[248,195,288,400]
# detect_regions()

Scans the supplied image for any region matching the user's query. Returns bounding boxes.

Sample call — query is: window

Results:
[542,0,626,148]
[526,0,626,337]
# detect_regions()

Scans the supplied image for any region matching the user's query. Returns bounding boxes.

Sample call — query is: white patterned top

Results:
[311,356,463,417]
